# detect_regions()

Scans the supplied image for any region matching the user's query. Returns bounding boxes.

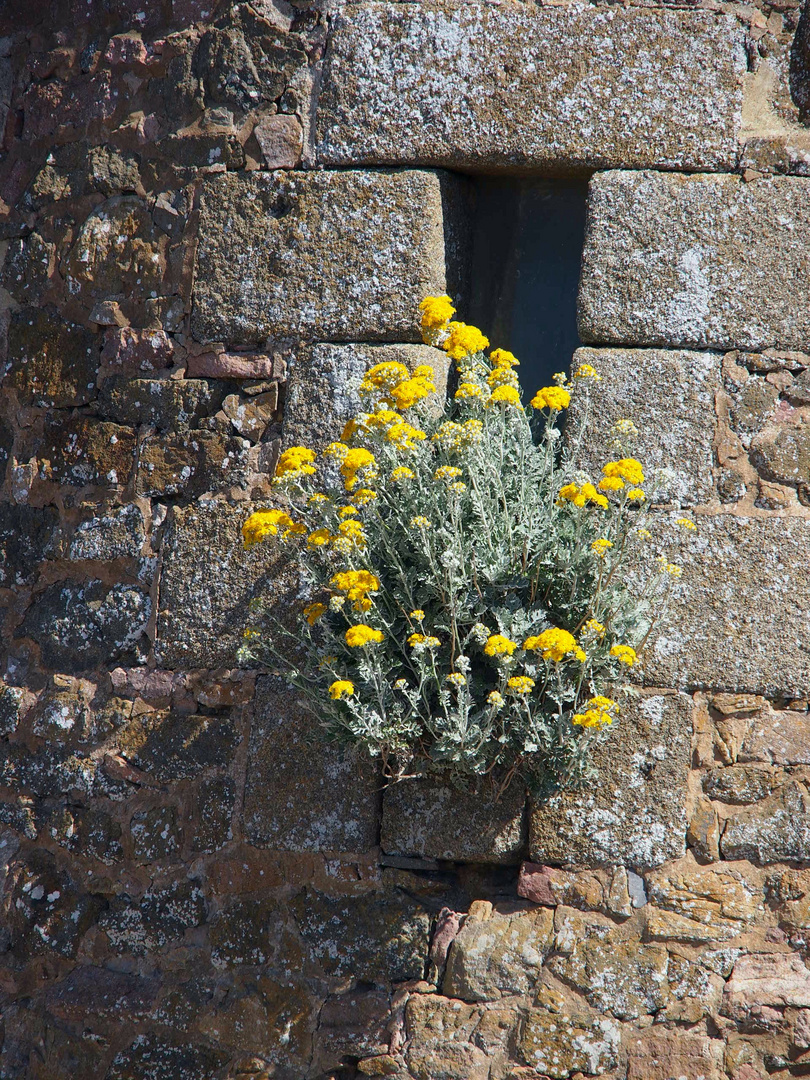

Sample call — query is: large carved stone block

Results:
[192,169,460,345]
[579,171,810,351]
[316,3,745,172]
[567,347,720,507]
[529,692,692,871]
[154,501,292,669]
[243,677,380,853]
[644,515,810,697]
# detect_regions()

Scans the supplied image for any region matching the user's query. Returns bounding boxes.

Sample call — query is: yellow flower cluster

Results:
[573,695,618,728]
[507,675,535,695]
[345,624,384,647]
[524,628,586,663]
[389,370,436,411]
[329,679,355,699]
[391,466,415,482]
[303,602,326,625]
[591,537,613,558]
[487,385,522,409]
[419,294,455,334]
[408,632,440,648]
[530,386,571,411]
[557,482,609,510]
[433,419,484,451]
[443,321,490,361]
[446,672,466,687]
[484,634,517,657]
[455,382,487,401]
[489,349,519,368]
[410,516,430,529]
[610,644,637,666]
[242,508,305,546]
[487,690,505,708]
[675,517,697,531]
[584,618,605,638]
[274,446,317,482]
[340,447,376,491]
[487,366,519,389]
[331,570,380,610]
[602,458,645,486]
[573,363,601,381]
[434,466,462,483]
[359,361,409,394]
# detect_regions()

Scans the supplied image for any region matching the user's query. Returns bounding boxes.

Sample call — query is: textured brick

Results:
[645,515,810,697]
[243,677,380,853]
[191,170,457,345]
[567,347,720,507]
[530,692,691,871]
[155,502,293,669]
[579,171,810,351]
[317,3,745,172]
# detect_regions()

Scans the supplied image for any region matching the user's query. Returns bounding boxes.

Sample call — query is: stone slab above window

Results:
[579,171,810,351]
[316,3,746,172]
[191,169,467,346]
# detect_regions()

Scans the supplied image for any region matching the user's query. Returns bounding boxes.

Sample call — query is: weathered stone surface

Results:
[529,693,691,871]
[664,953,724,1023]
[1,848,102,959]
[291,888,430,982]
[120,710,241,781]
[254,113,303,167]
[703,763,780,804]
[191,170,453,345]
[98,377,227,430]
[4,307,97,407]
[38,417,137,488]
[136,430,250,498]
[0,682,28,736]
[381,775,525,865]
[645,856,763,934]
[625,1030,724,1080]
[210,898,286,968]
[443,906,553,1002]
[405,995,489,1080]
[40,803,124,864]
[518,985,620,1079]
[191,776,235,852]
[100,879,207,956]
[688,799,721,862]
[548,909,668,1020]
[567,347,719,507]
[155,501,294,668]
[579,172,810,352]
[18,579,151,670]
[721,781,810,864]
[740,708,810,765]
[317,4,744,172]
[186,350,286,380]
[64,196,168,310]
[44,966,160,1023]
[645,516,810,697]
[243,677,379,853]
[284,343,449,449]
[312,988,392,1073]
[106,1034,229,1080]
[100,327,175,374]
[68,504,145,561]
[0,503,60,585]
[131,805,183,862]
[723,953,810,1016]
[750,422,810,487]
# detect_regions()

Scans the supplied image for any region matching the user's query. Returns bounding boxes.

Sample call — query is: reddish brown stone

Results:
[517,862,559,906]
[100,327,175,375]
[38,417,137,488]
[254,114,303,169]
[186,351,285,379]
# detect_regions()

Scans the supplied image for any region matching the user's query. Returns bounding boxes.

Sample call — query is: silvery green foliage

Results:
[240,347,673,796]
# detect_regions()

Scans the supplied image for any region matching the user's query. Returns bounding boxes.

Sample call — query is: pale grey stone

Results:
[720,781,810,864]
[243,677,380,853]
[579,171,810,351]
[283,343,449,450]
[381,775,526,865]
[567,347,720,507]
[192,169,456,345]
[154,502,294,669]
[645,515,810,697]
[317,3,745,172]
[529,692,691,872]
[443,906,554,1001]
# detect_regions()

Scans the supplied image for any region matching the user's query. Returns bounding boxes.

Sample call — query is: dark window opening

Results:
[465,178,589,397]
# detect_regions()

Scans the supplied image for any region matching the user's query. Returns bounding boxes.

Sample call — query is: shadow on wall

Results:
[466,178,589,394]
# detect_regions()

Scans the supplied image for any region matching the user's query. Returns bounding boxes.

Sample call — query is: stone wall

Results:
[3,1,810,1079]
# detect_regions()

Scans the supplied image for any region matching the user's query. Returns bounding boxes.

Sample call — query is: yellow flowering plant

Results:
[239,296,680,795]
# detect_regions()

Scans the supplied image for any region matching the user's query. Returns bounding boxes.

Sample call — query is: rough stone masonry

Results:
[3,0,810,1078]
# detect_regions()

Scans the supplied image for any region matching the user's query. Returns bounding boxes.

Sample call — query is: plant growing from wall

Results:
[239,297,684,795]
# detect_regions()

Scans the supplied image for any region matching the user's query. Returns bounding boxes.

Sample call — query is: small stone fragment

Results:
[254,113,303,168]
